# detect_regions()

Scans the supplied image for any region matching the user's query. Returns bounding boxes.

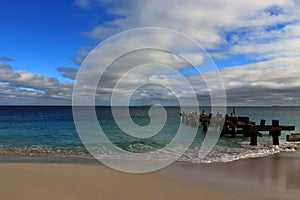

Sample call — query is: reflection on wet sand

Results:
[158,151,300,200]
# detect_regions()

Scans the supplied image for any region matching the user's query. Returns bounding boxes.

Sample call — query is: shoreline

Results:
[0,151,299,199]
[1,141,299,163]
[1,148,299,164]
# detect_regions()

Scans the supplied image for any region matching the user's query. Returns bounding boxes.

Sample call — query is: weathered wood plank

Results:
[255,125,295,131]
[286,134,300,142]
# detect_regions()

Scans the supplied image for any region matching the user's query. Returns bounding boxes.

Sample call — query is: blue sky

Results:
[1,0,300,105]
[0,0,90,80]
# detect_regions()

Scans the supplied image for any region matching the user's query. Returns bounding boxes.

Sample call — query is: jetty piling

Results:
[249,126,258,146]
[181,109,295,146]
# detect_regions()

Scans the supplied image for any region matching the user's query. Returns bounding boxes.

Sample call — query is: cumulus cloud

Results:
[71,30,217,106]
[79,0,299,54]
[70,0,300,106]
[72,48,90,66]
[1,55,300,105]
[0,63,73,105]
[82,55,300,106]
[57,66,78,80]
[220,57,300,105]
[229,23,300,59]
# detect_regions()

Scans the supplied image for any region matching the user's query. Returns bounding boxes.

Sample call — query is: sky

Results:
[0,0,300,105]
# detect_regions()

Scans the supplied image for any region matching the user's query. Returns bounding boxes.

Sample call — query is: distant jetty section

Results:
[180,108,296,146]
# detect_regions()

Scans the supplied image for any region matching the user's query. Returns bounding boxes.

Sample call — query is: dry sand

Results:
[0,163,260,200]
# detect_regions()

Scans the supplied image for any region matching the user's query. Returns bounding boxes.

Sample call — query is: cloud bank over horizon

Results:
[1,56,300,105]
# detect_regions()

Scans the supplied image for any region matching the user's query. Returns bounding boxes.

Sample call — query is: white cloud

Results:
[71,0,300,105]
[2,55,300,105]
[81,0,299,51]
[219,57,300,105]
[73,46,211,105]
[221,57,300,88]
[0,63,73,104]
[70,0,300,78]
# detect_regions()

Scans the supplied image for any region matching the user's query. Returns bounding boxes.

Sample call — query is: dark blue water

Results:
[0,106,299,163]
[0,106,80,148]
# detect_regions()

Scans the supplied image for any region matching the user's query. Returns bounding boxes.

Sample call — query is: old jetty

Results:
[180,108,295,146]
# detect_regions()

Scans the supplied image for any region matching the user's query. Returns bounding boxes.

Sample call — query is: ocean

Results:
[0,106,299,163]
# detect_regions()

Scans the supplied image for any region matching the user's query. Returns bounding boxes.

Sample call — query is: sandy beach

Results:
[1,151,300,200]
[0,162,260,200]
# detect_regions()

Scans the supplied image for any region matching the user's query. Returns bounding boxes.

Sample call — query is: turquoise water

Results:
[0,106,299,163]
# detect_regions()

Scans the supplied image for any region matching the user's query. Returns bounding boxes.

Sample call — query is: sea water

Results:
[0,106,299,163]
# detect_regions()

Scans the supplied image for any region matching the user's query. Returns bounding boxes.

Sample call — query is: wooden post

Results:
[272,133,280,145]
[243,125,251,137]
[250,126,258,146]
[238,116,249,124]
[271,120,280,145]
[232,117,238,124]
[260,119,265,126]
[203,122,208,132]
[221,123,228,136]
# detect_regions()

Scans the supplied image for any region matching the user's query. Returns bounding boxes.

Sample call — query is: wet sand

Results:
[159,151,300,200]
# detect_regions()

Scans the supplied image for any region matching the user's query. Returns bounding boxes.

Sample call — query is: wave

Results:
[180,141,300,163]
[0,146,90,158]
[0,141,299,164]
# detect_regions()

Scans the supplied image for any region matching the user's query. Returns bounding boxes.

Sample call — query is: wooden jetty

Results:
[181,109,295,146]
